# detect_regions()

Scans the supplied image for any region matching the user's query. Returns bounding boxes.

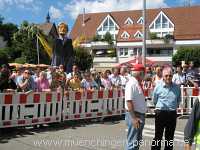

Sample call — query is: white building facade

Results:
[70,6,200,69]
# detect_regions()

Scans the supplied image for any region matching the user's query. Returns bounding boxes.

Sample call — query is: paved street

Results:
[0,116,193,150]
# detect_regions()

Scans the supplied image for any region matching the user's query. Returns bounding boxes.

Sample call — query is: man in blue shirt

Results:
[17,70,35,92]
[151,67,181,150]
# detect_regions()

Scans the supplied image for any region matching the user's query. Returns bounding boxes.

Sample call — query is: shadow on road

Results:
[0,115,124,144]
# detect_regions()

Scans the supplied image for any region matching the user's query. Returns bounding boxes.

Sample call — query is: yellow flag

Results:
[73,35,86,48]
[37,33,52,57]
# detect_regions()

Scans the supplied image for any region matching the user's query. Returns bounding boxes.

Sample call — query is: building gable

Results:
[149,11,174,37]
[134,30,143,38]
[137,17,143,24]
[97,14,120,32]
[149,11,174,29]
[121,31,130,39]
[124,17,134,25]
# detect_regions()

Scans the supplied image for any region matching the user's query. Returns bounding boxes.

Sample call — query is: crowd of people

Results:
[0,62,200,149]
[0,62,200,93]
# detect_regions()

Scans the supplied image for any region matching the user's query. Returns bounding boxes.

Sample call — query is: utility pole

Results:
[36,28,40,64]
[142,0,146,66]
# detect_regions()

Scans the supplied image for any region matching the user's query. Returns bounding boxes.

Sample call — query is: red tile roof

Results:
[70,6,200,41]
[117,24,143,42]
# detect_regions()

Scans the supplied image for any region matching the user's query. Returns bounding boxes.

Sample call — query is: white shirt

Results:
[125,76,147,114]
[120,74,129,88]
[172,73,185,86]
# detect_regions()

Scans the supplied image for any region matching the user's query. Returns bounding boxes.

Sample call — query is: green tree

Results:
[0,50,8,65]
[104,32,113,45]
[149,32,158,39]
[172,47,200,67]
[12,21,50,64]
[0,23,18,46]
[74,47,93,71]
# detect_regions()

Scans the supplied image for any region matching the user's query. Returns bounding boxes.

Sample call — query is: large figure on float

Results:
[51,22,74,73]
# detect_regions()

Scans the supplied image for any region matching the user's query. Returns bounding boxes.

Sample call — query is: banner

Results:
[37,33,52,57]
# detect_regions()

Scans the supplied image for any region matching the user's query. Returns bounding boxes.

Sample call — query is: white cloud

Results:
[64,0,168,19]
[49,6,63,19]
[0,0,40,11]
[177,0,195,6]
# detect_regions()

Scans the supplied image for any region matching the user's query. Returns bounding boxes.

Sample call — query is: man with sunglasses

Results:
[151,67,181,150]
[17,70,35,92]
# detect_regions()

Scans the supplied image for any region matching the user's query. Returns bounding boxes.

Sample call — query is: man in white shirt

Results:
[125,63,146,150]
[172,66,185,86]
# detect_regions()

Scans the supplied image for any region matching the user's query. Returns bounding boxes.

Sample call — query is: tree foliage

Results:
[104,32,113,45]
[0,16,18,46]
[0,50,8,65]
[172,47,200,67]
[74,47,93,71]
[12,21,50,64]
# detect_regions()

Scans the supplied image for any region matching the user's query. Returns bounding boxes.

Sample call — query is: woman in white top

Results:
[152,66,163,87]
[101,70,112,89]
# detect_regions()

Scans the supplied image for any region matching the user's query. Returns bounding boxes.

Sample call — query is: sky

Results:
[0,0,200,32]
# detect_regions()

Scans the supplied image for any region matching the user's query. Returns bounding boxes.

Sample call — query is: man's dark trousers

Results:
[151,110,177,150]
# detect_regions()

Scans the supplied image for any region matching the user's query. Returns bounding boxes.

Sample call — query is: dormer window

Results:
[96,14,119,40]
[121,31,130,39]
[124,17,133,25]
[97,14,119,32]
[137,17,143,24]
[149,11,174,29]
[134,31,143,38]
[149,11,174,38]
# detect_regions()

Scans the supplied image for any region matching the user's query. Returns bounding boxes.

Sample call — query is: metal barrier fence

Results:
[0,92,62,128]
[0,86,198,128]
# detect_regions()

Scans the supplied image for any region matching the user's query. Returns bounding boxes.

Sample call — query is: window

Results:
[109,20,115,31]
[134,31,143,38]
[137,17,143,24]
[149,11,174,38]
[147,48,173,56]
[96,14,119,41]
[119,48,129,57]
[97,26,103,32]
[162,17,168,28]
[97,15,119,32]
[121,31,130,39]
[124,17,133,25]
[155,16,161,29]
[103,18,109,31]
[134,48,142,56]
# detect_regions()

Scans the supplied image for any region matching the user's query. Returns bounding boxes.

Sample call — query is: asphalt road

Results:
[0,115,194,150]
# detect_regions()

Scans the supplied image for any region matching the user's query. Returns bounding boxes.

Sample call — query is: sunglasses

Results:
[24,72,30,74]
[164,74,172,78]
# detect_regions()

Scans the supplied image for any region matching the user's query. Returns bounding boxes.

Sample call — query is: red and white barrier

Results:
[0,92,62,128]
[0,86,199,128]
[62,89,125,121]
[179,86,198,115]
